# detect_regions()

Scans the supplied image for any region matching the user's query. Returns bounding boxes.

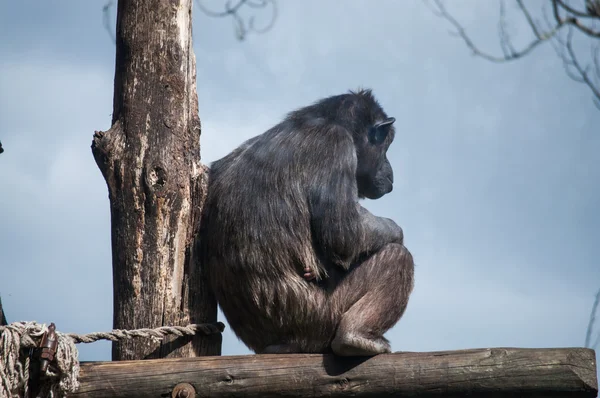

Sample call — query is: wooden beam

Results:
[71,348,597,397]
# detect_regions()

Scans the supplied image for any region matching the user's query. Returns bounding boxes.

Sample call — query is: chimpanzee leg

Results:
[331,243,414,356]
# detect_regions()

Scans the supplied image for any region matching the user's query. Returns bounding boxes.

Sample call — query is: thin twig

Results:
[563,27,600,108]
[552,0,600,38]
[557,0,600,19]
[516,0,542,39]
[498,0,516,58]
[102,0,116,44]
[426,0,600,107]
[427,0,557,63]
[195,0,277,41]
[102,0,277,43]
[585,289,600,349]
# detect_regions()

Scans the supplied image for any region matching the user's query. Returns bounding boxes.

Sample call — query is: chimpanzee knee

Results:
[331,243,414,356]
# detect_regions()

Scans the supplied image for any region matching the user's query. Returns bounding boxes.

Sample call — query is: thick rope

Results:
[0,321,225,398]
[66,323,224,344]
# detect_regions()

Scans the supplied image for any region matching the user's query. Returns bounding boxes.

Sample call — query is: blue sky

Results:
[0,0,598,369]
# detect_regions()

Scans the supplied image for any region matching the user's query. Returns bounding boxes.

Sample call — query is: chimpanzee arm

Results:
[304,124,405,271]
[306,126,365,270]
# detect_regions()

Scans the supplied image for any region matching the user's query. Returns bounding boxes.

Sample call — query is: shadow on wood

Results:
[71,347,598,397]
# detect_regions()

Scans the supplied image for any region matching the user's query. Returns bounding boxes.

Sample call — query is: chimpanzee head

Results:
[291,89,397,200]
[343,90,396,200]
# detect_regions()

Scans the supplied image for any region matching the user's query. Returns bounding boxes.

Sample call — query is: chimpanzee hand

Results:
[358,205,404,249]
[380,217,404,245]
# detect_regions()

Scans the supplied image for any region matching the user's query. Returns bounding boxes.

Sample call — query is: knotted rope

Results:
[0,321,224,398]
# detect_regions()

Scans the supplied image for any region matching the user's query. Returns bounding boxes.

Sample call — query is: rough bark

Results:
[91,0,220,360]
[71,348,598,397]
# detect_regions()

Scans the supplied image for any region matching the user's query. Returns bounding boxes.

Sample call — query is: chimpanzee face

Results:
[356,117,395,200]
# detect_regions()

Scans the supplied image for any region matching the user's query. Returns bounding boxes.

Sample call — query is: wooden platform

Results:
[72,347,598,397]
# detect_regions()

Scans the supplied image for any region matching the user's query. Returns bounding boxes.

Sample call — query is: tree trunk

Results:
[91,0,220,360]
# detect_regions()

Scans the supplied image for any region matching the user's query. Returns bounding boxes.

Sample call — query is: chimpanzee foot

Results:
[331,332,391,356]
[262,344,302,354]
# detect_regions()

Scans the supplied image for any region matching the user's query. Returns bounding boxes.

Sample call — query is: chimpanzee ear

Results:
[368,117,395,145]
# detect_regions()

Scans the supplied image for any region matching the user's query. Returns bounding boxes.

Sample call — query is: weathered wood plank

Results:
[72,348,598,397]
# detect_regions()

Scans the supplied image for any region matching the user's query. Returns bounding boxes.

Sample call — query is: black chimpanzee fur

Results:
[199,89,414,356]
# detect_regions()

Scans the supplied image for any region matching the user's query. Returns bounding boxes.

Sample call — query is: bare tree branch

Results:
[585,289,600,349]
[557,0,598,19]
[102,0,277,43]
[102,0,115,44]
[426,0,600,108]
[498,0,517,58]
[195,0,277,41]
[517,0,542,39]
[564,27,600,108]
[425,0,555,62]
[554,0,600,38]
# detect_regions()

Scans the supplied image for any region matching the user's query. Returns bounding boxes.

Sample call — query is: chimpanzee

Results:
[200,89,414,356]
